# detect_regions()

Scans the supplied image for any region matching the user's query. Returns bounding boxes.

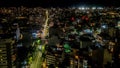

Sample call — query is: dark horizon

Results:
[0,0,120,7]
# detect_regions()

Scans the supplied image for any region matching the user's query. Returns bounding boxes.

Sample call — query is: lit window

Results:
[1,59,3,61]
[0,50,2,52]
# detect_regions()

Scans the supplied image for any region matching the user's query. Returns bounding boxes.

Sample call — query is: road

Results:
[30,10,49,68]
[30,50,42,68]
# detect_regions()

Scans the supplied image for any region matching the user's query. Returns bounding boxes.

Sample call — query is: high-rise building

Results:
[0,38,16,68]
[46,54,56,66]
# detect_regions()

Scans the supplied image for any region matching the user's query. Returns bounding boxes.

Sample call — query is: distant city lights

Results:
[78,6,103,10]
[102,25,106,29]
[101,24,108,29]
[92,7,96,10]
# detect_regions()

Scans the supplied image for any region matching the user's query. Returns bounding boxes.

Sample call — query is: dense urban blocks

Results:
[0,7,120,68]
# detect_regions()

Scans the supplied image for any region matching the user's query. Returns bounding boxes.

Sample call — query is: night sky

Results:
[0,0,120,7]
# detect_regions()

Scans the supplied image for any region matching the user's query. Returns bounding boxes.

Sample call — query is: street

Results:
[30,10,49,68]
